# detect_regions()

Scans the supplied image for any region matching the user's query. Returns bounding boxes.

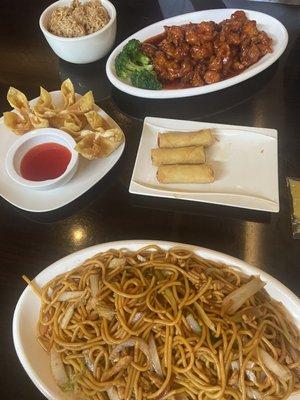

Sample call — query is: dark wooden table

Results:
[0,0,299,398]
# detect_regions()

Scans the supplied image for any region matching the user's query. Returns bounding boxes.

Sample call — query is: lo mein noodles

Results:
[24,245,300,400]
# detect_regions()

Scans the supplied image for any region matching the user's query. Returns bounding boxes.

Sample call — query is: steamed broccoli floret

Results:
[115,45,152,80]
[123,39,150,66]
[115,52,130,79]
[123,39,140,56]
[135,51,151,66]
[115,53,152,79]
[115,39,161,90]
[131,70,162,90]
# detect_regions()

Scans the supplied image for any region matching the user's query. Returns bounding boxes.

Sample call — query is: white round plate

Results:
[0,91,125,212]
[106,9,288,99]
[13,240,300,400]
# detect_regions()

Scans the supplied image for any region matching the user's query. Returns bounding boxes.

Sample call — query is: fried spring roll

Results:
[151,146,205,166]
[157,164,214,184]
[158,129,213,148]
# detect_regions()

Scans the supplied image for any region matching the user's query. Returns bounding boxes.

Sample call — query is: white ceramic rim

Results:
[39,0,116,42]
[12,240,300,400]
[106,8,289,99]
[5,128,78,189]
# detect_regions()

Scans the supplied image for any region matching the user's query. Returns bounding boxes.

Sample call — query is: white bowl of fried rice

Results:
[39,0,116,64]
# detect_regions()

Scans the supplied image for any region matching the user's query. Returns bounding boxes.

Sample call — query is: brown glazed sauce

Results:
[144,32,166,46]
[144,33,190,90]
[162,81,191,90]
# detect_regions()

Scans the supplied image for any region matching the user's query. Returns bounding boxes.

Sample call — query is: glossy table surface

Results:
[0,0,300,398]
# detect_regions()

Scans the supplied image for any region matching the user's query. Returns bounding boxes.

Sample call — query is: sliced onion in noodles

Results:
[222,277,265,315]
[86,297,115,320]
[149,334,163,377]
[83,350,94,373]
[246,387,262,400]
[259,348,292,382]
[186,314,202,335]
[90,274,99,297]
[107,387,120,400]
[108,258,126,269]
[131,311,143,323]
[58,291,84,301]
[231,360,255,371]
[231,360,239,371]
[231,360,258,384]
[246,369,257,384]
[96,302,115,320]
[244,361,257,383]
[110,338,150,364]
[60,303,75,329]
[50,347,70,390]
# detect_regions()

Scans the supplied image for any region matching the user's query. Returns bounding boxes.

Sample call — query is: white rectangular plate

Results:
[130,117,279,212]
[0,91,125,212]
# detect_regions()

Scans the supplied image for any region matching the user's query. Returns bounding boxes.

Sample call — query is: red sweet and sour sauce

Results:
[20,142,72,181]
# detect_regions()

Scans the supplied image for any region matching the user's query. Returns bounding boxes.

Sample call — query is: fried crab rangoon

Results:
[76,128,125,160]
[33,87,56,119]
[3,78,124,160]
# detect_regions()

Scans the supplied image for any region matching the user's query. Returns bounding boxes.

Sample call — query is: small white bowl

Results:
[5,128,79,191]
[39,0,117,64]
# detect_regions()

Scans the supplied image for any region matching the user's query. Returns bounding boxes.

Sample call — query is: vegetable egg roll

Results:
[151,146,205,166]
[158,129,213,148]
[157,164,214,184]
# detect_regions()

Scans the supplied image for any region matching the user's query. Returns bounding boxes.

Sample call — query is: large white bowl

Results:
[13,240,300,400]
[40,0,116,64]
[106,9,288,99]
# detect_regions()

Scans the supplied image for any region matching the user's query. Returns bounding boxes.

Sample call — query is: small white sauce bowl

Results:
[5,128,79,191]
[39,0,117,64]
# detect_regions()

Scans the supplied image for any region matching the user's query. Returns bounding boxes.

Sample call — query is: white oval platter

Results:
[106,9,288,99]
